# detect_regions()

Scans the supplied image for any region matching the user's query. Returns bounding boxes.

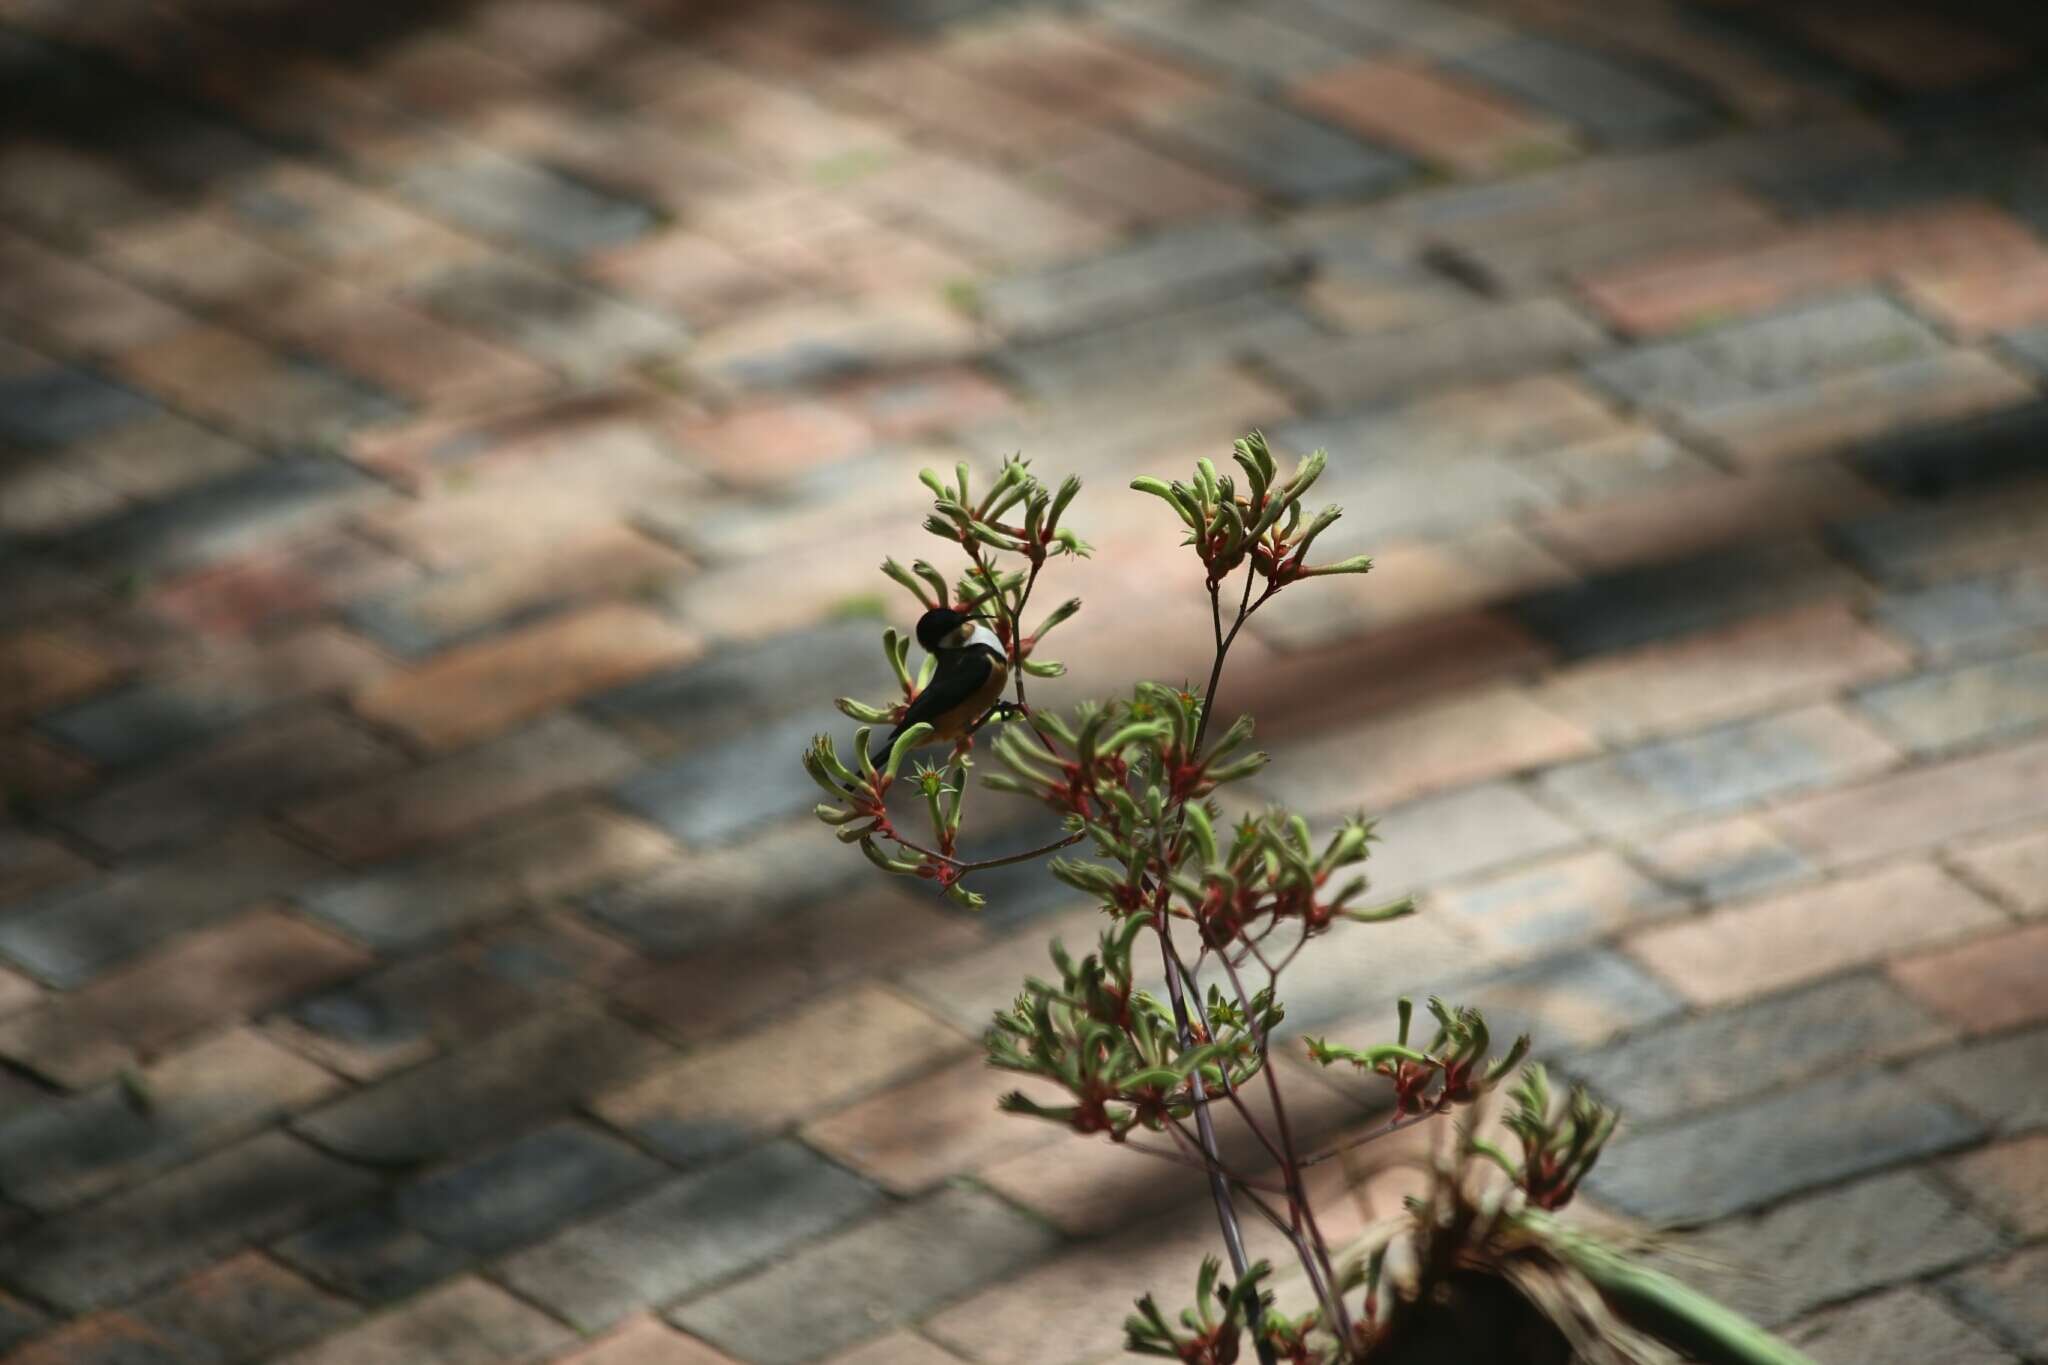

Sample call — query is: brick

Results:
[1589,290,1947,412]
[1258,295,1607,406]
[0,1315,179,1365]
[1357,780,1585,900]
[41,625,393,767]
[277,1276,572,1365]
[1856,649,2048,757]
[894,904,1144,1037]
[673,1186,1062,1365]
[271,949,545,1082]
[1535,464,1882,573]
[50,905,368,1055]
[611,712,833,848]
[1539,704,1897,836]
[405,259,687,378]
[825,1333,961,1365]
[994,289,1321,400]
[288,714,640,862]
[1449,35,1715,145]
[65,456,384,578]
[1831,482,2048,586]
[1587,1069,1981,1224]
[686,292,981,393]
[1890,924,2048,1036]
[297,1004,670,1165]
[1639,1170,2002,1328]
[0,1131,377,1312]
[354,603,698,750]
[1578,204,2043,337]
[1447,189,1782,294]
[130,1252,358,1362]
[1029,131,1252,230]
[1299,247,1477,332]
[1951,824,2048,917]
[272,1206,471,1303]
[1530,601,1910,744]
[1899,252,2048,338]
[0,1005,133,1092]
[1628,862,2004,1006]
[595,983,967,1166]
[589,230,787,326]
[0,829,92,905]
[496,1141,882,1333]
[560,1317,742,1365]
[0,628,122,724]
[57,708,406,854]
[146,531,422,639]
[116,324,401,448]
[937,15,1211,125]
[845,153,1113,268]
[398,1121,664,1255]
[1427,847,1682,960]
[1947,1132,2048,1239]
[0,227,188,355]
[0,1027,338,1211]
[1874,569,2048,658]
[1790,9,2022,91]
[1772,735,2048,867]
[1566,974,1950,1123]
[303,802,675,949]
[802,1056,1063,1195]
[1263,685,1593,813]
[1109,0,1355,82]
[1508,536,1856,659]
[1633,813,1816,901]
[0,826,331,989]
[827,48,1089,161]
[0,362,155,448]
[1944,1246,2048,1356]
[1279,894,1495,1030]
[1143,93,1412,202]
[1907,1026,2048,1133]
[664,395,874,487]
[393,148,656,259]
[1428,948,1683,1050]
[1293,56,1574,176]
[1785,1287,2017,1365]
[1681,350,2036,467]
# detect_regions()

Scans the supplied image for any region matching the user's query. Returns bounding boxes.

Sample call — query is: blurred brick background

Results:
[0,0,2045,1360]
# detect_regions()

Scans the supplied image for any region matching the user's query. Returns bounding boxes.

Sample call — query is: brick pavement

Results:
[0,0,2045,1361]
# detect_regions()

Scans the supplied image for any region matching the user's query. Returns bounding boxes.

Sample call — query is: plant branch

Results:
[885,829,1084,871]
[1298,1109,1440,1168]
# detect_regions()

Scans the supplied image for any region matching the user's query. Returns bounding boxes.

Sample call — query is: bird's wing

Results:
[897,649,996,730]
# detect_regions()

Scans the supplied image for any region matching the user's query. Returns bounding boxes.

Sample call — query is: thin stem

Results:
[1298,1109,1439,1168]
[886,829,1084,871]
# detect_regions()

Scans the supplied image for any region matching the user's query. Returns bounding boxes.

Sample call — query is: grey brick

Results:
[1873,569,2048,656]
[1450,35,1716,146]
[398,1121,663,1255]
[54,708,406,854]
[294,1005,672,1164]
[60,456,383,577]
[495,1140,882,1333]
[612,712,825,847]
[0,364,154,447]
[1586,1070,1983,1224]
[272,1206,470,1303]
[0,826,331,988]
[1436,948,1684,1050]
[299,804,674,951]
[672,1186,1062,1364]
[994,290,1322,399]
[1566,975,1952,1123]
[129,1253,359,1364]
[1905,1026,2048,1133]
[1944,1246,2048,1355]
[0,1131,375,1312]
[276,950,540,1081]
[1508,537,1857,658]
[1640,1171,2003,1328]
[1258,297,1609,408]
[0,1291,45,1355]
[1830,482,2048,586]
[1108,0,1357,83]
[406,260,686,377]
[1785,1287,2018,1365]
[1148,94,1411,201]
[1586,293,1944,415]
[1357,781,1584,896]
[1854,649,2048,756]
[393,150,657,259]
[1536,705,1895,836]
[584,618,892,754]
[980,219,1296,341]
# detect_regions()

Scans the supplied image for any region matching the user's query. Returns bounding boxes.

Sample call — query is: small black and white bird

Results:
[870,606,1010,765]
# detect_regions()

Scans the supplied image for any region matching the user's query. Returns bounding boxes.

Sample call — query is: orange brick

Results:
[1531,601,1911,743]
[1945,1134,2048,1239]
[1772,735,2048,867]
[0,732,98,801]
[825,1332,964,1365]
[1628,862,2004,1005]
[557,1316,741,1364]
[1578,202,2042,336]
[1532,465,1883,570]
[0,629,121,723]
[667,396,874,484]
[803,1056,1065,1195]
[1293,57,1574,176]
[1262,683,1595,812]
[1899,253,2048,338]
[1889,923,2048,1035]
[353,603,698,750]
[1950,824,2048,918]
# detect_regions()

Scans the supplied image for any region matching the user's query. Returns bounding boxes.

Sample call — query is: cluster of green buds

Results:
[905,456,1088,662]
[1476,1064,1618,1212]
[802,719,988,906]
[988,917,1278,1137]
[1132,435,1370,592]
[1125,1257,1278,1364]
[1305,997,1531,1120]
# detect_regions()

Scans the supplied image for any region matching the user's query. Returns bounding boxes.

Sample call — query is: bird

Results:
[870,606,1011,766]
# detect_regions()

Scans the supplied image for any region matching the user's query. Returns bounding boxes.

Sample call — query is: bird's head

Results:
[915,606,990,653]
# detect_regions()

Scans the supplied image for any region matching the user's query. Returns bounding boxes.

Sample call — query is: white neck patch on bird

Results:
[951,621,1007,658]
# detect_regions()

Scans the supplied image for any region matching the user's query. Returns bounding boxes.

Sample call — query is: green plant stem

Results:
[1524,1213,1821,1365]
[887,829,1084,871]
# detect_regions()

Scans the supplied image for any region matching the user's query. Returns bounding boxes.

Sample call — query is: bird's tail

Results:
[868,726,903,769]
